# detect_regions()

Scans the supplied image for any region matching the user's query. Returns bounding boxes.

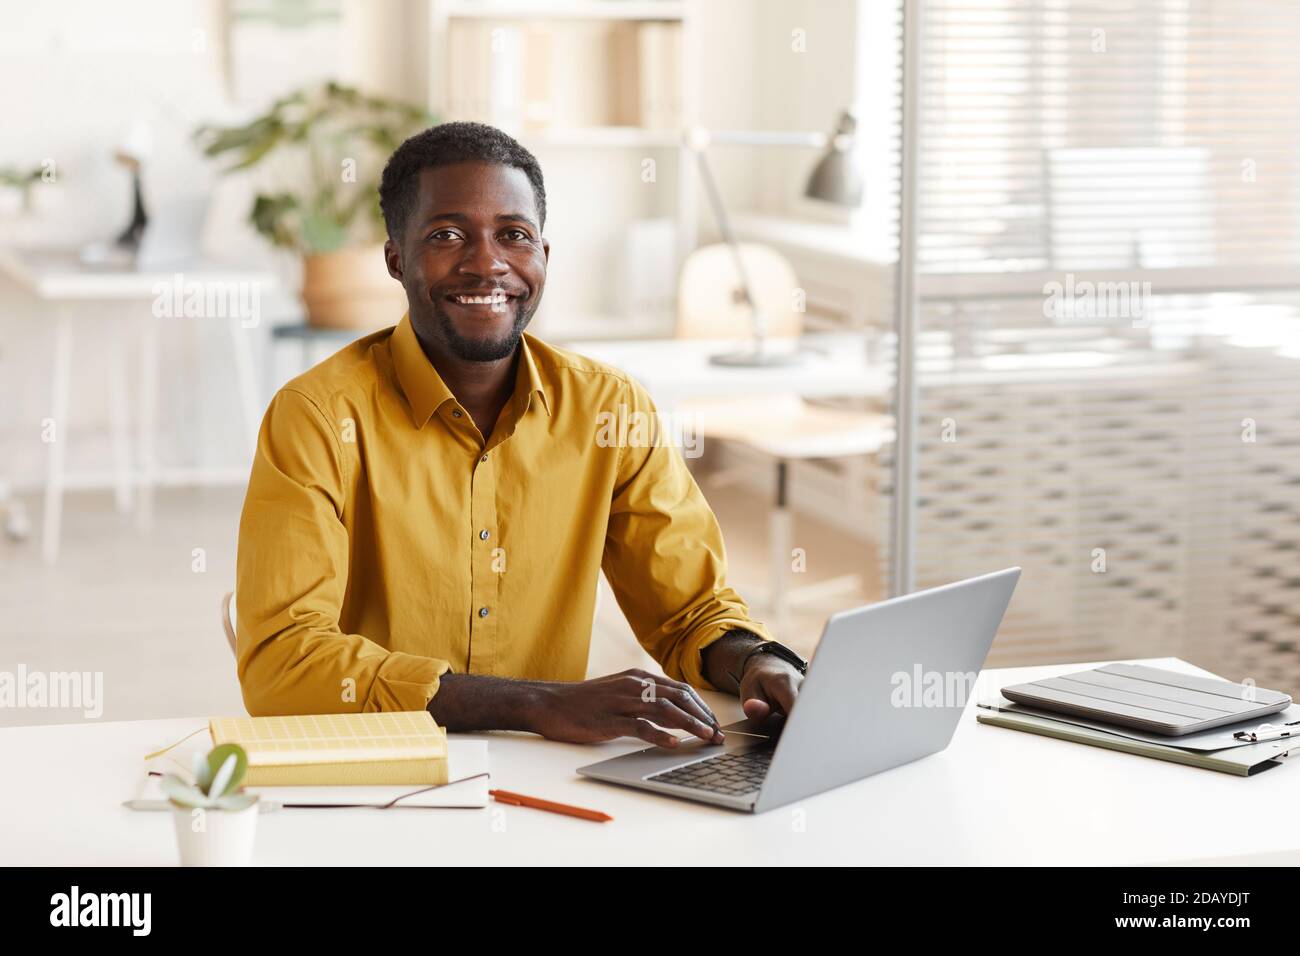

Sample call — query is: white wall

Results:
[0,0,428,488]
[0,0,236,488]
[0,0,860,488]
[754,0,861,220]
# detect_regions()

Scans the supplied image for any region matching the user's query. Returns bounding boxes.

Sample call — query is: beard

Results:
[426,295,537,362]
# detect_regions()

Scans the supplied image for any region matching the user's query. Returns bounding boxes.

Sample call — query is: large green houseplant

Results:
[197,82,432,329]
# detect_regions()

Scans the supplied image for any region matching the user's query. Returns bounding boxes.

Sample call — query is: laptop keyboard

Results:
[645,748,773,797]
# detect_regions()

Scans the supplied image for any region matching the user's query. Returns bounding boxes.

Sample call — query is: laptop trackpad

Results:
[643,714,784,758]
[721,713,785,744]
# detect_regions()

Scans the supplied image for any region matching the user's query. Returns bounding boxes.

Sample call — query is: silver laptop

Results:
[577,568,1021,813]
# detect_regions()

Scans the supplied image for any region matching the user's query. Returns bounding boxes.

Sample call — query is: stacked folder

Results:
[976,664,1298,776]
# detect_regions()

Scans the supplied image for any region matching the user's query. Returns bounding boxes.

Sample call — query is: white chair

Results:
[675,243,894,627]
[221,591,237,657]
[0,478,31,543]
[676,243,804,340]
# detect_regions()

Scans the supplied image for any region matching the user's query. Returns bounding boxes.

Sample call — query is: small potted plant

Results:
[196,81,433,330]
[162,743,260,867]
[0,163,47,217]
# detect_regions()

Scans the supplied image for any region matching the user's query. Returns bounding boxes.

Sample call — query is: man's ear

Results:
[542,237,550,266]
[384,238,403,282]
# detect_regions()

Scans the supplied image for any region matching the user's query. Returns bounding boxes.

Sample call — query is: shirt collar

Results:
[390,313,551,429]
[515,331,552,419]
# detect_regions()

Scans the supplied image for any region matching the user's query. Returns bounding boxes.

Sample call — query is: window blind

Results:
[894,0,1300,686]
[917,0,1300,275]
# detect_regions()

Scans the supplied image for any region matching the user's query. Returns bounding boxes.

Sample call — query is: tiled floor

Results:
[0,477,880,728]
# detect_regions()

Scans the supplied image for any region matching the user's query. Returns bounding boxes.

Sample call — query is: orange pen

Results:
[489,788,613,823]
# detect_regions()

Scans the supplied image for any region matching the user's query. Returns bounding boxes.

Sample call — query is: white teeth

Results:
[453,294,506,304]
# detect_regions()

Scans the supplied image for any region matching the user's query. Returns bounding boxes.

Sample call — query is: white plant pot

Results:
[171,803,259,867]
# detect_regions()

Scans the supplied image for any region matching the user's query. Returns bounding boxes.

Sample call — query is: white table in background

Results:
[0,657,1292,866]
[0,248,277,563]
[565,333,890,408]
[567,333,891,623]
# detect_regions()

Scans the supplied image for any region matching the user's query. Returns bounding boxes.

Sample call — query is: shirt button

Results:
[479,529,490,540]
[452,409,462,418]
[480,455,488,463]
[478,607,490,618]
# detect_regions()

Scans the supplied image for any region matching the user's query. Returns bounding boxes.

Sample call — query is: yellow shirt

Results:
[235,315,770,716]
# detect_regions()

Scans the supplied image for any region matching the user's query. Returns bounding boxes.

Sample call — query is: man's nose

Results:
[456,236,509,280]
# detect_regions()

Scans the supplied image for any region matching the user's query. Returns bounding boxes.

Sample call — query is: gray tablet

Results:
[1000,663,1292,736]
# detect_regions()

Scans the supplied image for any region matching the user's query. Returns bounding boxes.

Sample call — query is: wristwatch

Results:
[741,640,809,676]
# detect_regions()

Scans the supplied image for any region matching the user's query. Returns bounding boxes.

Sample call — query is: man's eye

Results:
[503,229,530,241]
[428,230,460,242]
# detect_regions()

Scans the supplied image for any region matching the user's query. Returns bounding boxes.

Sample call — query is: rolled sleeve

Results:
[362,652,451,712]
[236,388,451,716]
[601,378,772,691]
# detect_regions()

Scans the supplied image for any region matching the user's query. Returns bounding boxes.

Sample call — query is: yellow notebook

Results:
[209,712,448,787]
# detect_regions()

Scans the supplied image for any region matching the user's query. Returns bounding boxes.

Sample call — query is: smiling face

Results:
[385,162,549,362]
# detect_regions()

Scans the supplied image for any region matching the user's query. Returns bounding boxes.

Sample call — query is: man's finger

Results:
[659,684,723,738]
[763,672,800,716]
[677,681,721,730]
[625,717,680,749]
[624,672,719,730]
[650,676,720,729]
[640,695,722,743]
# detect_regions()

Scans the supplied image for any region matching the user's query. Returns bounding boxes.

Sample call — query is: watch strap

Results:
[742,640,809,676]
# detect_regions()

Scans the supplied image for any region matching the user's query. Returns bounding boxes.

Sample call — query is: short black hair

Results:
[378,121,547,241]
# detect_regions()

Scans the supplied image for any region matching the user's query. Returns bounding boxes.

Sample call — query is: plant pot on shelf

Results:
[301,244,408,331]
[172,802,259,867]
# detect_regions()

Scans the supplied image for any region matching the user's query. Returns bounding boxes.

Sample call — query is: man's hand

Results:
[532,669,724,748]
[737,654,804,722]
[428,670,723,746]
[701,630,805,720]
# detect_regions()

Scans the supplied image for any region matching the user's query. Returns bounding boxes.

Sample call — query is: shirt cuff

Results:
[677,618,774,691]
[361,652,452,712]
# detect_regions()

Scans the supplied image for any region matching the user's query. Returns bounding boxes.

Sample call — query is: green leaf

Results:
[226,124,288,171]
[196,125,257,156]
[301,209,349,255]
[205,744,248,796]
[195,80,433,252]
[193,751,213,791]
[215,792,259,811]
[161,774,210,809]
[250,193,302,250]
[209,754,237,798]
[0,165,48,188]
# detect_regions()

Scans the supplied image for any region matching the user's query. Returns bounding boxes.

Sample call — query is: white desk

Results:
[565,334,890,407]
[0,248,277,562]
[0,657,1290,866]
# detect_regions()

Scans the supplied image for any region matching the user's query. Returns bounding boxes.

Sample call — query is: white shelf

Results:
[542,312,673,343]
[445,1,687,21]
[521,125,682,149]
[429,0,700,325]
[732,213,897,267]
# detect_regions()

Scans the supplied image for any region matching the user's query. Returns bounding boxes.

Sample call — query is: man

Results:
[236,121,807,749]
